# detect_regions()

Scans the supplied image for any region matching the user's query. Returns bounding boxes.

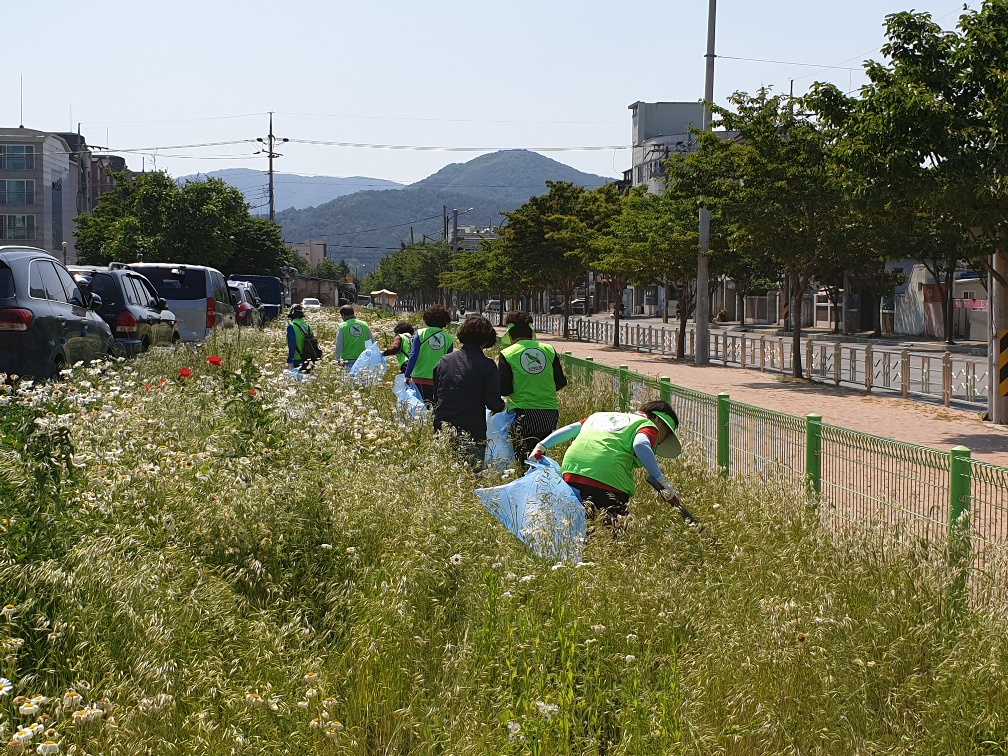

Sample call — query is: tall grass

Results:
[1,312,1006,754]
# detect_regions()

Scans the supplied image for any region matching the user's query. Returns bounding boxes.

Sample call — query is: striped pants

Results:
[510,408,560,460]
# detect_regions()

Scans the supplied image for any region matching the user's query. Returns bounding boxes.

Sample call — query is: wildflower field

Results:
[2,310,1008,755]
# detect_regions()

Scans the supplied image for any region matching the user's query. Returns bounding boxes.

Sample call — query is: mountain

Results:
[176,168,403,212]
[274,150,613,267]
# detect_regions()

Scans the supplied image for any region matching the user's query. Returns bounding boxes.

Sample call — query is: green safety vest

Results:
[396,333,414,369]
[291,318,309,360]
[502,340,558,410]
[338,318,369,361]
[411,327,451,379]
[561,412,658,496]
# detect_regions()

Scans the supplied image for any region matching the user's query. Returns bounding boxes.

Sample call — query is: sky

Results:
[7,1,972,188]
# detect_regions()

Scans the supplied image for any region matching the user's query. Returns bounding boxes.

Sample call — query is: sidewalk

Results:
[505,325,1008,467]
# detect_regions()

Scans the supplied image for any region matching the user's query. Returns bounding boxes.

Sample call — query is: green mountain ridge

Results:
[275,150,613,267]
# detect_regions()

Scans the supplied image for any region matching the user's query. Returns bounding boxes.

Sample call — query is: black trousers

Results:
[510,408,560,459]
[413,381,435,405]
[567,480,631,521]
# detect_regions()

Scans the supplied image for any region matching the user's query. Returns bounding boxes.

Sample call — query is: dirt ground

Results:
[526,331,1008,467]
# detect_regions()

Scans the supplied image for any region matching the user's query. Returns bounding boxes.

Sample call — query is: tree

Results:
[702,89,848,378]
[305,258,350,281]
[74,171,291,276]
[497,181,590,337]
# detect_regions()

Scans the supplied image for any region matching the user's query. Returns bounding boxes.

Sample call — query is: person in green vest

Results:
[285,303,313,371]
[499,310,537,348]
[335,305,372,364]
[497,311,567,459]
[381,321,416,373]
[530,400,682,527]
[404,304,453,404]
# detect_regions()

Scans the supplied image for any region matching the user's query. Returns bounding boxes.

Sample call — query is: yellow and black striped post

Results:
[1000,331,1008,397]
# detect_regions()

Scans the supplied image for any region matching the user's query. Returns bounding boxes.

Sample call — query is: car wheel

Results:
[141,337,151,353]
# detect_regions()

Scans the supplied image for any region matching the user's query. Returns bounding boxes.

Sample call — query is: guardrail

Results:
[559,352,1008,595]
[534,314,989,409]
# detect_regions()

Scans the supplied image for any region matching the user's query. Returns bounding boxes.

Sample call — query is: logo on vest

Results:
[588,413,632,433]
[349,324,364,338]
[427,332,446,351]
[519,348,547,375]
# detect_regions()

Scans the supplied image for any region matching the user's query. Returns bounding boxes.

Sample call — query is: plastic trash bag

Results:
[349,341,388,385]
[484,409,516,471]
[286,366,314,382]
[475,457,586,562]
[393,373,428,422]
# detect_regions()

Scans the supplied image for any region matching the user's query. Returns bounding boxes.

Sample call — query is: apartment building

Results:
[0,127,126,263]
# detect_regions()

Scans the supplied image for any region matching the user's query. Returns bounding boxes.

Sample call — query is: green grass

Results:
[1,314,1007,754]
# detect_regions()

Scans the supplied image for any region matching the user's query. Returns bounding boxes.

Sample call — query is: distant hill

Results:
[274,150,613,267]
[176,168,403,212]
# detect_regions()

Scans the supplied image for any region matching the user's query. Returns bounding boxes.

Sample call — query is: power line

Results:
[718,54,862,72]
[287,139,628,152]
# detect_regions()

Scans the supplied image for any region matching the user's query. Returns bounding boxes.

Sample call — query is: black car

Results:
[0,246,118,379]
[70,264,180,356]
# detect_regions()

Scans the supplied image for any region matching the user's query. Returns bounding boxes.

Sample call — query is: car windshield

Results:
[304,298,319,305]
[0,264,14,299]
[137,266,206,300]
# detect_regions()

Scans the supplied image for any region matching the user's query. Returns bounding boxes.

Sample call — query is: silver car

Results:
[128,263,236,342]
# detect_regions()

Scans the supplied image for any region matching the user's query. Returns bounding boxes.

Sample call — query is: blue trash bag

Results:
[475,457,586,562]
[349,341,388,385]
[485,409,516,471]
[392,373,428,422]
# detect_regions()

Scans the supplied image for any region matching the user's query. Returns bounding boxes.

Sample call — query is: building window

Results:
[0,145,35,170]
[0,180,34,204]
[0,214,36,240]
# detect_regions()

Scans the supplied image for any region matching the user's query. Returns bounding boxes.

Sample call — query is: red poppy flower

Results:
[249,388,258,396]
[207,356,223,367]
[144,383,152,390]
[179,367,192,378]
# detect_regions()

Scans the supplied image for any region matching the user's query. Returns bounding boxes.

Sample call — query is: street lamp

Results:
[61,241,67,265]
[695,0,717,366]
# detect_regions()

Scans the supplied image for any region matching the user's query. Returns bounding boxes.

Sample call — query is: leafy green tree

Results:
[305,258,351,281]
[497,181,591,337]
[701,89,848,378]
[74,171,290,276]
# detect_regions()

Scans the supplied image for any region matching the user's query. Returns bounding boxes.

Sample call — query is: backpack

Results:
[294,322,323,362]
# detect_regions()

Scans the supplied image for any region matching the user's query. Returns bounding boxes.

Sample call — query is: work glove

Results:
[656,479,681,506]
[528,443,547,462]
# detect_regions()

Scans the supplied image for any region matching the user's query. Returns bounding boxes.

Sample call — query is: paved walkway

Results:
[511,327,1008,467]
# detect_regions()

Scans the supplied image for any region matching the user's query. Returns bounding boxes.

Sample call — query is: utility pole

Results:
[695,0,716,366]
[992,251,1008,423]
[257,112,288,222]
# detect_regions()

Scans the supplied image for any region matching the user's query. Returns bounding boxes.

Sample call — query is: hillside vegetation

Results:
[275,151,611,267]
[1,313,1006,754]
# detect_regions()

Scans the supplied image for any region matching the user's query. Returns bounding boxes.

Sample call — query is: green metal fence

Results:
[559,352,1008,588]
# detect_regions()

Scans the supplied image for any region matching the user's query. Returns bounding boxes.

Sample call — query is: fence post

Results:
[778,338,785,373]
[741,336,748,369]
[834,343,841,386]
[760,335,766,372]
[901,348,910,398]
[585,356,594,384]
[717,392,730,476]
[948,445,972,603]
[659,376,671,403]
[619,364,630,411]
[864,344,873,393]
[806,339,814,379]
[689,328,695,360]
[806,413,822,497]
[943,352,952,407]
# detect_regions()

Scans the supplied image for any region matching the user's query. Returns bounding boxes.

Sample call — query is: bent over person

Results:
[497,311,567,459]
[531,400,682,526]
[335,305,371,364]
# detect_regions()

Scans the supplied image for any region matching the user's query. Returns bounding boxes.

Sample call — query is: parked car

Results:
[357,294,372,307]
[228,280,264,328]
[549,298,592,315]
[484,299,501,314]
[301,297,322,311]
[128,263,235,342]
[228,274,283,322]
[69,264,180,356]
[0,246,118,379]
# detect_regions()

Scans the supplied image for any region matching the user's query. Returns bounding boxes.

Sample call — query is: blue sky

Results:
[8,1,970,184]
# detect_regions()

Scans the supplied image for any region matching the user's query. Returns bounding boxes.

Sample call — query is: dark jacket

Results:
[432,345,505,441]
